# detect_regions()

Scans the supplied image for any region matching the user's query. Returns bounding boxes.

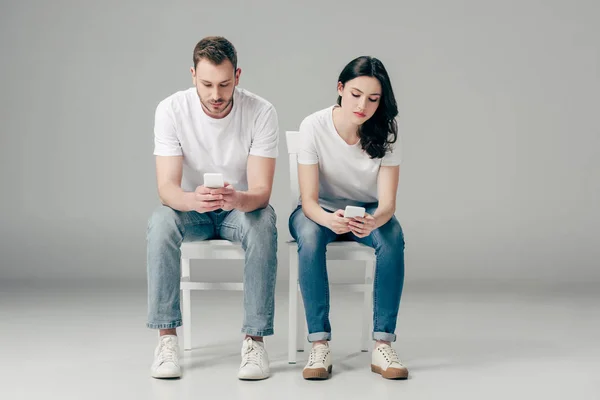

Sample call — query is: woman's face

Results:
[337,76,382,124]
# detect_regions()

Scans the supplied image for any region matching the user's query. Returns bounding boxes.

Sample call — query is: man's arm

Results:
[217,103,279,212]
[219,154,275,212]
[156,155,223,213]
[156,155,192,211]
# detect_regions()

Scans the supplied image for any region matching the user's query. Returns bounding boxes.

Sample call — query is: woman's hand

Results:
[349,213,376,238]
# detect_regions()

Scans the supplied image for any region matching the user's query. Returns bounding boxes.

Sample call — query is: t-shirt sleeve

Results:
[249,105,279,158]
[381,133,403,166]
[153,100,182,156]
[297,117,318,165]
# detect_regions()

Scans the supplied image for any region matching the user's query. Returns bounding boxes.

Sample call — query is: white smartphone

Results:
[344,206,366,219]
[203,173,224,189]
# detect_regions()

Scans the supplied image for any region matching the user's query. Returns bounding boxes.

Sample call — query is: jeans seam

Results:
[241,328,274,336]
[373,263,379,332]
[220,221,238,230]
[323,244,330,333]
[372,233,381,333]
[147,320,182,329]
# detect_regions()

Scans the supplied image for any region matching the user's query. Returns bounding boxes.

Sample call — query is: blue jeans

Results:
[289,205,405,343]
[146,204,278,337]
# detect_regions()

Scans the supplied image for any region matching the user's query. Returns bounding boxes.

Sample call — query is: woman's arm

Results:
[372,165,400,228]
[299,164,350,234]
[349,165,399,237]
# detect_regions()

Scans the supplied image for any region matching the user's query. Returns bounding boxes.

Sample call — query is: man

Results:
[146,36,278,380]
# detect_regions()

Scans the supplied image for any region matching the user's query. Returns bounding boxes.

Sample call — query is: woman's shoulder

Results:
[299,105,335,131]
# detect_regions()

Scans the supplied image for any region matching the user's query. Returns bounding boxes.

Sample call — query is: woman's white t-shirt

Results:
[297,105,402,211]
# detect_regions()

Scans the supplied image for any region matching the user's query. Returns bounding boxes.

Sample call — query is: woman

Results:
[289,56,408,380]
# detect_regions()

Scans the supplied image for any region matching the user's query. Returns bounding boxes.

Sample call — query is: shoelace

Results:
[379,346,402,366]
[242,341,263,366]
[158,339,178,364]
[308,346,329,366]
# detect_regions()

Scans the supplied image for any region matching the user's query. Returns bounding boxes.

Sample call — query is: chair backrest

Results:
[285,131,302,212]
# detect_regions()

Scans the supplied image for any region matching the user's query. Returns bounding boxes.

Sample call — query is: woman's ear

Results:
[337,82,344,97]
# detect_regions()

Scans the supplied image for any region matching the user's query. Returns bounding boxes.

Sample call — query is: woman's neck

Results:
[332,107,360,145]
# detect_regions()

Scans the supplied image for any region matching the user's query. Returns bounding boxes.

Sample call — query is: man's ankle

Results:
[312,340,328,348]
[245,335,263,342]
[160,329,177,337]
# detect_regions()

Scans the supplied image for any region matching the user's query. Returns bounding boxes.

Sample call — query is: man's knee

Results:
[242,205,277,245]
[147,205,182,241]
[245,205,277,233]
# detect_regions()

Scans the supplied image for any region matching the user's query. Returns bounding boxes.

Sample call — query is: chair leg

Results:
[296,288,304,352]
[181,257,192,351]
[288,252,299,364]
[362,259,375,352]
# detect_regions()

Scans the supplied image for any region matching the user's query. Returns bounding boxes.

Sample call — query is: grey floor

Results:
[2,280,599,400]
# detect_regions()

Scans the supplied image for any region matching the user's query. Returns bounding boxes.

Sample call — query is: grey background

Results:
[1,0,599,288]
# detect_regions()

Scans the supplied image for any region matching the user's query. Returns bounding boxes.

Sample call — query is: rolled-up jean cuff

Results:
[241,328,274,337]
[373,332,396,342]
[147,320,182,329]
[307,332,332,342]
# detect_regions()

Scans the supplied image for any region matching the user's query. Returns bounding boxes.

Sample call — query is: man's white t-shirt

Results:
[297,105,402,211]
[153,87,279,192]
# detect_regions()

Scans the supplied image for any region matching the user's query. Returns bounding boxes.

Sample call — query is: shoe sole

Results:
[238,375,269,381]
[151,372,181,379]
[370,364,408,380]
[303,365,332,380]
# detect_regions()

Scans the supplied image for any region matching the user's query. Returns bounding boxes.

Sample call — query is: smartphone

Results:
[344,206,366,219]
[203,173,224,189]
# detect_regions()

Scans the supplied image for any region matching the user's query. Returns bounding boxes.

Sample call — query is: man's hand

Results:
[328,210,351,234]
[209,183,240,211]
[188,185,224,213]
[349,213,376,238]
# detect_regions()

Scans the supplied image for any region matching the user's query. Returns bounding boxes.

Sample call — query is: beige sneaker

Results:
[302,343,332,380]
[371,344,408,380]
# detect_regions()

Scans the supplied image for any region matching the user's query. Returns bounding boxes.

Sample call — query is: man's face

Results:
[191,59,241,118]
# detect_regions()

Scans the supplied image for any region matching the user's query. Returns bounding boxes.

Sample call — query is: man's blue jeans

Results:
[146,205,277,337]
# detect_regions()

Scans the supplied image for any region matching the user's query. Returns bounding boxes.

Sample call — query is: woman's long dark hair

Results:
[336,56,398,159]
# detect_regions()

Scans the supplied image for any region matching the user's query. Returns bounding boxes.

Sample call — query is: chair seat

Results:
[287,239,371,248]
[287,239,375,261]
[181,240,245,260]
[181,239,241,249]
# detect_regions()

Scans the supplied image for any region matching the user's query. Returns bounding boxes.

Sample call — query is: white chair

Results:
[180,240,246,351]
[286,130,375,364]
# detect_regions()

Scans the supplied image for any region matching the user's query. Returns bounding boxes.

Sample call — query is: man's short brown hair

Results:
[192,36,238,70]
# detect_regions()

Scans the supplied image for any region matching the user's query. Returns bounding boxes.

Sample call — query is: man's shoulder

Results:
[235,87,276,114]
[156,88,196,114]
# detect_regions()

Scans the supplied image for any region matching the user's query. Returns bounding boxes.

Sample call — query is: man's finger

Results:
[209,187,234,195]
[198,193,223,201]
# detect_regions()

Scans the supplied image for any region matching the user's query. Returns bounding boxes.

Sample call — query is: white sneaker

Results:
[302,343,332,380]
[151,335,181,379]
[238,337,270,380]
[371,344,408,379]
